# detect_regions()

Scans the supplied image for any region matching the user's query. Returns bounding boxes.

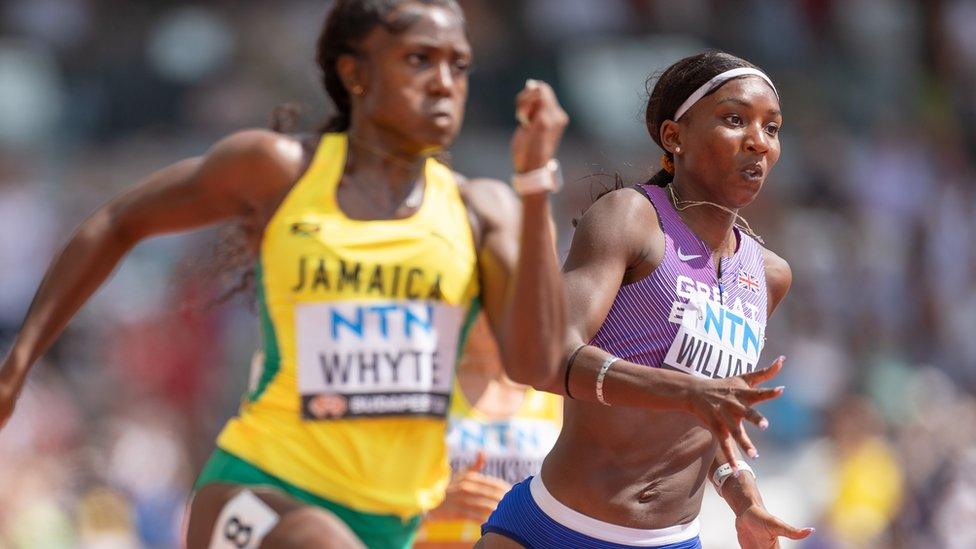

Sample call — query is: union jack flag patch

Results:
[737,269,761,293]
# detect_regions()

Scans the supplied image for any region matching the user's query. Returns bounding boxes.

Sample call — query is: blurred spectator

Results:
[822,397,904,547]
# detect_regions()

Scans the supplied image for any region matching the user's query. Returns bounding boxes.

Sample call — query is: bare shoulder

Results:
[581,186,659,229]
[204,129,307,203]
[761,246,792,313]
[455,176,521,247]
[570,187,662,268]
[457,176,519,219]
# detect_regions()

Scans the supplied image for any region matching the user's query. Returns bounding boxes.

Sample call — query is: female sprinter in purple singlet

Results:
[480,52,816,549]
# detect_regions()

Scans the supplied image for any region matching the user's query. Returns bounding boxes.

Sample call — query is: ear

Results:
[336,53,367,96]
[659,120,682,154]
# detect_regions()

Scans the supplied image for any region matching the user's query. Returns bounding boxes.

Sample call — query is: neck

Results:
[669,175,738,255]
[345,120,429,190]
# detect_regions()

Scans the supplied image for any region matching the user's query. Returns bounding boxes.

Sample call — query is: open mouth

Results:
[428,110,454,124]
[741,163,764,181]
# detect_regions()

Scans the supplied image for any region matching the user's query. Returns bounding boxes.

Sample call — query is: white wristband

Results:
[712,460,755,495]
[595,356,618,406]
[512,159,562,195]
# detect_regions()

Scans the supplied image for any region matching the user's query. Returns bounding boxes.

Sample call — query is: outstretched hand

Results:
[736,504,815,548]
[686,356,787,467]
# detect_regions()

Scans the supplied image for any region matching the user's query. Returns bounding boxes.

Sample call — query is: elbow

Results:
[79,207,140,252]
[504,363,554,389]
[499,340,565,389]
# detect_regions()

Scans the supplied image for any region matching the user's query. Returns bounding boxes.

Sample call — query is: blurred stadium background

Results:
[1,0,975,547]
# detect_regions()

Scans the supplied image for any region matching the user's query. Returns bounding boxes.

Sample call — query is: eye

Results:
[764,123,780,136]
[723,114,743,126]
[453,58,472,73]
[406,52,429,66]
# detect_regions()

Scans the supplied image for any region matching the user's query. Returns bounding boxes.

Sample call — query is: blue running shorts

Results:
[483,476,702,549]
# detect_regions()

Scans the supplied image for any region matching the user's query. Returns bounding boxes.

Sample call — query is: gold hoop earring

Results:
[674,146,682,154]
[352,85,365,96]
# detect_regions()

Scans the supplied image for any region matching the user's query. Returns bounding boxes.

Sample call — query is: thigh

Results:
[186,483,363,549]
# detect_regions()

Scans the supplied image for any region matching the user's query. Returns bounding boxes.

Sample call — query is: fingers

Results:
[515,79,566,129]
[435,491,503,522]
[466,451,487,475]
[451,496,502,521]
[515,80,544,126]
[515,80,540,126]
[446,476,509,521]
[742,406,770,431]
[741,386,785,407]
[767,516,815,540]
[460,473,511,499]
[729,420,759,459]
[718,431,738,471]
[740,356,785,387]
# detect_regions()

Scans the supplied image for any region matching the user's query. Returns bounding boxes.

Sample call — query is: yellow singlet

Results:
[216,133,481,518]
[416,379,562,542]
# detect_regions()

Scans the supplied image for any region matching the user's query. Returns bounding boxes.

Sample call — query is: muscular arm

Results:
[0,130,303,409]
[468,179,565,388]
[470,80,568,388]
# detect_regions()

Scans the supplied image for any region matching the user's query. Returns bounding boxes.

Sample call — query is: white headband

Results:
[672,67,778,121]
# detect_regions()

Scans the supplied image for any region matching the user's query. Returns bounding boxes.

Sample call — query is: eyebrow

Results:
[717,98,781,116]
[402,38,471,54]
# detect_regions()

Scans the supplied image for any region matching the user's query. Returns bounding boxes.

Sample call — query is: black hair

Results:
[644,51,764,187]
[314,0,464,133]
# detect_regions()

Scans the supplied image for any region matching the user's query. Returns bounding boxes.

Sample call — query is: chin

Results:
[727,180,764,208]
[418,123,460,150]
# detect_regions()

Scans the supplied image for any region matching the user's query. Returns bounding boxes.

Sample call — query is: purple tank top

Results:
[589,184,769,378]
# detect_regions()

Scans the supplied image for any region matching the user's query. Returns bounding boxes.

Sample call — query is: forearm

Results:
[498,194,565,387]
[5,212,135,376]
[539,342,700,412]
[711,455,764,515]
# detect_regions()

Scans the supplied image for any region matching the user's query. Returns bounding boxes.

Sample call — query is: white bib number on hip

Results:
[663,294,764,378]
[209,490,279,549]
[295,300,463,419]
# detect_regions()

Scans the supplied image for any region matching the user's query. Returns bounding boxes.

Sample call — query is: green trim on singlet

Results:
[195,448,421,549]
[247,262,282,402]
[454,295,482,370]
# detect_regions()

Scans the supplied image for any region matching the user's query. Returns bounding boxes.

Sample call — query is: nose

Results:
[744,123,770,155]
[429,61,454,96]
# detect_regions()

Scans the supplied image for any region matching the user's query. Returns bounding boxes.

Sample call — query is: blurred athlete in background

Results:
[416,314,562,548]
[0,1,568,547]
[482,52,814,549]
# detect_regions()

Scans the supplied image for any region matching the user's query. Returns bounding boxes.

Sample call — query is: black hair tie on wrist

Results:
[564,344,587,399]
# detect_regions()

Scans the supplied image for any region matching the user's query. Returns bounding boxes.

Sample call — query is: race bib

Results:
[295,300,463,419]
[663,294,764,379]
[448,417,560,485]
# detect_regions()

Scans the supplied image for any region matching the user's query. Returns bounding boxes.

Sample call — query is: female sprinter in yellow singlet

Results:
[414,315,562,548]
[0,1,568,548]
